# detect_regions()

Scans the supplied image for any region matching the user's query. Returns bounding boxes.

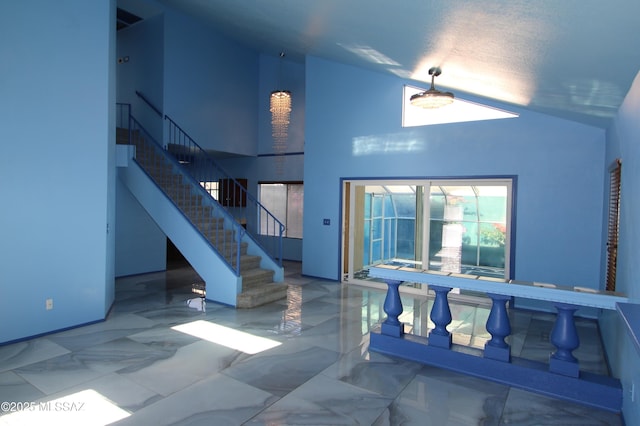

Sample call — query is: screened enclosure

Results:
[344,179,513,284]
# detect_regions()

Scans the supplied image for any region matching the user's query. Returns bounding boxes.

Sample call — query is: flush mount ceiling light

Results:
[410,67,454,109]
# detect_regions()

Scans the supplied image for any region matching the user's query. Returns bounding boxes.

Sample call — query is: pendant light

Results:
[410,67,454,109]
[270,52,291,156]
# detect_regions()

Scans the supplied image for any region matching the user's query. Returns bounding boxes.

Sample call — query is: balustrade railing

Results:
[368,265,628,412]
[129,115,245,276]
[136,90,162,117]
[164,115,284,266]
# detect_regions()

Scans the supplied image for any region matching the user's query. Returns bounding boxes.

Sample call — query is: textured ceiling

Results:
[125,0,640,128]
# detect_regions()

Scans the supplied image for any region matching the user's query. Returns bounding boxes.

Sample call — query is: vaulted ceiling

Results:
[120,0,640,129]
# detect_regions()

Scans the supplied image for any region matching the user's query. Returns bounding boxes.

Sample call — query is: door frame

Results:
[340,176,516,291]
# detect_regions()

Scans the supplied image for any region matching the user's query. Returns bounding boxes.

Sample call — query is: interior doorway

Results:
[166,238,188,269]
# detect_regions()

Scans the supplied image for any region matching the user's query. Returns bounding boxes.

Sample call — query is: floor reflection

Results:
[0,261,621,425]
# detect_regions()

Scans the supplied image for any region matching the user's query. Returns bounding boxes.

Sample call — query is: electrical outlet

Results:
[46,298,53,310]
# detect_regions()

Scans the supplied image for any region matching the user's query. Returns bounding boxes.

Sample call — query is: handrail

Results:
[129,115,245,276]
[164,115,284,266]
[135,90,162,117]
[370,265,628,309]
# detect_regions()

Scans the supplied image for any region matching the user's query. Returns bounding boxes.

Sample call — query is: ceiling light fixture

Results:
[270,52,291,162]
[410,67,454,109]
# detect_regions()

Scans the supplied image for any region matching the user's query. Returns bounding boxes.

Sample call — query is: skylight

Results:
[402,85,518,127]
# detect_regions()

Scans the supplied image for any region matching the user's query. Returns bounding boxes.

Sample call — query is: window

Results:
[427,184,510,278]
[605,159,622,291]
[200,181,218,200]
[259,182,304,238]
[343,178,513,283]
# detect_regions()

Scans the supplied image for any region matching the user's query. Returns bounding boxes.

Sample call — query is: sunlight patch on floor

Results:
[0,389,130,426]
[172,320,282,354]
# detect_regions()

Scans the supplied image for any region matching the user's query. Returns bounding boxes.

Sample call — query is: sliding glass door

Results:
[342,179,512,286]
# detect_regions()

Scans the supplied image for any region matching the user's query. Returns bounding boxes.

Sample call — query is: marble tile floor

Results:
[0,261,623,425]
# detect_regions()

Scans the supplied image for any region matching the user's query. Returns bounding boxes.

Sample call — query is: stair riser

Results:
[216,245,248,258]
[167,188,200,197]
[205,229,235,240]
[184,210,215,221]
[221,257,261,271]
[139,160,172,171]
[242,270,275,288]
[238,257,261,271]
[155,177,184,186]
[210,236,246,245]
[194,223,223,234]
[236,286,288,309]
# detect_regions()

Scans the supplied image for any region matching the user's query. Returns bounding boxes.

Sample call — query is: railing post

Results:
[127,113,132,148]
[381,279,404,337]
[484,293,512,362]
[429,285,453,348]
[278,223,284,267]
[549,302,580,377]
[235,223,242,276]
[163,115,284,268]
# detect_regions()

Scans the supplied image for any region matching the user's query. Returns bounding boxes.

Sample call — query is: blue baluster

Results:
[429,285,452,348]
[549,302,580,377]
[484,293,511,362]
[381,280,404,337]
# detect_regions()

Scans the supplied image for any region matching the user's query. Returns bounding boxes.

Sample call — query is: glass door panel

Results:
[428,184,508,278]
[342,178,511,286]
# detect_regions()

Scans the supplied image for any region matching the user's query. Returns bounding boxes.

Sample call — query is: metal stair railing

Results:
[116,103,131,131]
[164,115,284,267]
[129,115,245,276]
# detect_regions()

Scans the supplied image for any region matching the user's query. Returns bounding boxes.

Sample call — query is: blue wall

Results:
[605,70,640,301]
[1,4,635,419]
[105,0,117,313]
[116,13,167,275]
[219,55,306,261]
[600,70,640,423]
[163,9,259,156]
[218,153,305,262]
[258,54,306,155]
[115,6,266,276]
[0,0,116,343]
[115,173,167,277]
[117,12,164,141]
[217,53,306,261]
[303,56,606,294]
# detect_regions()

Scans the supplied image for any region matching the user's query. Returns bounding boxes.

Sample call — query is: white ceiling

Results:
[123,0,640,129]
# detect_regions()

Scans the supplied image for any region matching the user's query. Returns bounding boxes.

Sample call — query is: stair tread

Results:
[236,283,288,309]
[241,267,274,277]
[240,254,261,261]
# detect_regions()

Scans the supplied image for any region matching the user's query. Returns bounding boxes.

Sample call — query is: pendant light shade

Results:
[270,89,291,150]
[410,67,454,109]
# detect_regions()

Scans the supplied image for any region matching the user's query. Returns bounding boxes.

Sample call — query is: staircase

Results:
[119,117,287,308]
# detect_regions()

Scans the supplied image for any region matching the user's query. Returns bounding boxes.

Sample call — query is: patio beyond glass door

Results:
[427,184,508,278]
[343,179,512,285]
